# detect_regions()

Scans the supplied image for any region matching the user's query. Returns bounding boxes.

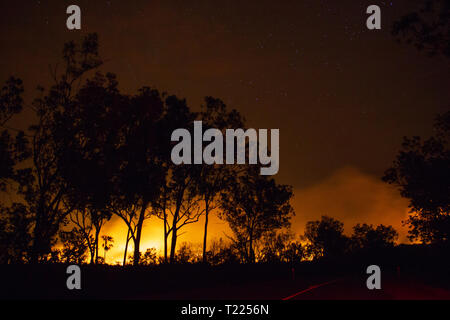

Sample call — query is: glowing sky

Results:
[99,166,410,264]
[0,1,448,262]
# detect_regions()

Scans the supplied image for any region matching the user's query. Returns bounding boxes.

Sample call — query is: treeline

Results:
[35,216,400,266]
[179,216,398,266]
[1,33,448,267]
[0,34,296,265]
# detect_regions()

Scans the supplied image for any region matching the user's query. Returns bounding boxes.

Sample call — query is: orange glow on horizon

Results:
[89,166,411,264]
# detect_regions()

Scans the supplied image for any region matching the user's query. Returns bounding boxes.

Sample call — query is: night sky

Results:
[1,0,449,261]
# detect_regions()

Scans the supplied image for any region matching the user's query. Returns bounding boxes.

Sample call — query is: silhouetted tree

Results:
[128,248,158,265]
[112,87,170,265]
[0,203,33,263]
[55,72,121,264]
[0,77,28,191]
[60,228,88,264]
[9,34,103,263]
[392,0,449,57]
[196,96,244,263]
[159,167,204,264]
[259,231,294,263]
[350,223,398,252]
[101,235,114,262]
[205,238,239,265]
[303,216,348,260]
[0,105,31,262]
[66,208,110,264]
[175,242,200,264]
[0,116,29,264]
[56,68,169,265]
[284,241,304,264]
[0,77,23,126]
[220,167,294,263]
[383,111,450,244]
[152,96,202,264]
[142,248,158,265]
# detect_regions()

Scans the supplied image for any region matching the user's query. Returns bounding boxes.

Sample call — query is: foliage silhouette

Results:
[60,228,89,264]
[195,97,245,263]
[220,166,294,263]
[384,111,450,244]
[350,223,398,252]
[303,216,348,260]
[0,33,420,271]
[392,0,450,57]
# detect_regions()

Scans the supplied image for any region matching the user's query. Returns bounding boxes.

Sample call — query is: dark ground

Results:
[1,245,449,300]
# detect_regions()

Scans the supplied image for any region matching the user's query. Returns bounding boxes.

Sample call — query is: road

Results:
[282,275,450,300]
[140,273,450,300]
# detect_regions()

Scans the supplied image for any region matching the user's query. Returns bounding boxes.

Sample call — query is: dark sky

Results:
[1,0,448,188]
[0,1,449,248]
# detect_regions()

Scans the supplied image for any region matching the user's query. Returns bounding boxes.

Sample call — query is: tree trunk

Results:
[169,227,178,263]
[133,201,148,266]
[103,238,107,261]
[30,220,41,264]
[92,218,103,264]
[169,206,181,263]
[169,188,184,264]
[89,244,95,264]
[202,201,209,263]
[30,203,45,264]
[163,210,168,263]
[249,230,254,263]
[123,228,131,266]
[94,228,100,264]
